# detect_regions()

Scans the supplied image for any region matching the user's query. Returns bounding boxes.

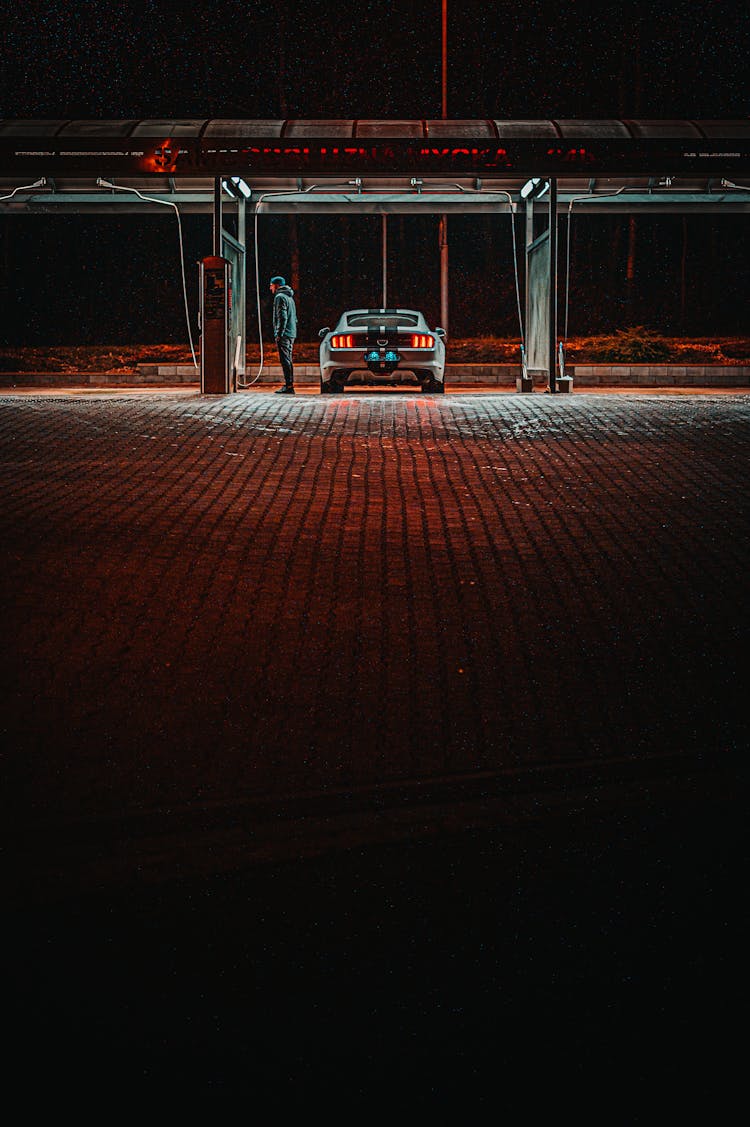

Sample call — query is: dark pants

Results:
[276,336,295,387]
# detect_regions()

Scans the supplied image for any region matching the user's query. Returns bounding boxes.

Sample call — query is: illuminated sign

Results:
[2,137,749,177]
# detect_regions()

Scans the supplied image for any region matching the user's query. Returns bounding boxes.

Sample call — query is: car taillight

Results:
[411,334,434,348]
[331,334,354,348]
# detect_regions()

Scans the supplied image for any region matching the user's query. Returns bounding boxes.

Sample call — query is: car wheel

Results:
[321,370,347,394]
[420,374,445,394]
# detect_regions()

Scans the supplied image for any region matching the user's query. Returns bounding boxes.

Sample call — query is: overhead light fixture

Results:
[231,176,252,199]
[520,177,549,200]
[222,178,238,198]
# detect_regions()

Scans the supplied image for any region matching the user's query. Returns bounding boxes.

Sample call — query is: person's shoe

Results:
[275,385,295,394]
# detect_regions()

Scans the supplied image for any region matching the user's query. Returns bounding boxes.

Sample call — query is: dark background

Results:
[3,5,748,1097]
[1,0,749,345]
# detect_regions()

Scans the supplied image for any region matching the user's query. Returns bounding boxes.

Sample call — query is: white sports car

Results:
[318,308,446,393]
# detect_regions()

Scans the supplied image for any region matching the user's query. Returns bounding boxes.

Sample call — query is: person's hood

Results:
[276,285,294,297]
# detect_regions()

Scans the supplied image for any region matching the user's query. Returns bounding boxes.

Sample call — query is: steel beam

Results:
[2,191,750,215]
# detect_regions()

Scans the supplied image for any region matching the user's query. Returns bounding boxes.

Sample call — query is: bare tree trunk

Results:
[340,217,350,310]
[709,221,717,331]
[609,219,622,323]
[626,216,637,316]
[289,220,300,294]
[0,226,10,340]
[484,215,493,275]
[680,217,688,329]
[620,15,641,325]
[396,216,406,307]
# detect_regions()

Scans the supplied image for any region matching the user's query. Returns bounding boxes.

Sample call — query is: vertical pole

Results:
[515,195,536,392]
[238,194,247,384]
[441,0,447,118]
[382,213,387,308]
[440,216,449,333]
[524,196,534,342]
[439,0,449,335]
[548,178,558,393]
[213,178,222,256]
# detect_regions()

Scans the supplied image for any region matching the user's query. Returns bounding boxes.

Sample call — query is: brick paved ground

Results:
[2,389,747,1094]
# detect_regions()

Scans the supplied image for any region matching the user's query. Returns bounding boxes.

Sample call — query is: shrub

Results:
[595,326,673,363]
[720,340,750,360]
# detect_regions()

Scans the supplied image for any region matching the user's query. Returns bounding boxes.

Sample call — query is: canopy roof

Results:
[3,117,749,140]
[2,119,748,213]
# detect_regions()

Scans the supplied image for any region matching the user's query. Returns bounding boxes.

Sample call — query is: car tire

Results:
[320,370,347,394]
[421,374,445,394]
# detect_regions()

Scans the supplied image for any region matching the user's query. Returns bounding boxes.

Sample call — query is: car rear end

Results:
[321,311,445,390]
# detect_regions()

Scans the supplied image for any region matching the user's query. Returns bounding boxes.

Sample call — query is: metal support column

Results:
[220,226,245,390]
[548,178,558,393]
[525,196,535,267]
[523,193,550,391]
[237,194,247,385]
[517,197,536,392]
[439,215,449,334]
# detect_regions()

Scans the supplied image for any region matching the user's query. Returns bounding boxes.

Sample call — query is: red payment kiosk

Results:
[199,255,231,393]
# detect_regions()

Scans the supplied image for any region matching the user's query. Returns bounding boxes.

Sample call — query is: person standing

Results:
[270,276,297,394]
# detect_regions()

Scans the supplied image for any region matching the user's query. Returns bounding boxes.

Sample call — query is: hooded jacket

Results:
[272,285,297,340]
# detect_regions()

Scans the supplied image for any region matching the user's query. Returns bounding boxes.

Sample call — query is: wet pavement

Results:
[2,389,748,1095]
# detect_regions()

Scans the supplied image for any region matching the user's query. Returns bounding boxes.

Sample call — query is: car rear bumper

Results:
[321,352,444,382]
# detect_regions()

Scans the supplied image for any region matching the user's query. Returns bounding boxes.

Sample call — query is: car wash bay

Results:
[2,118,749,391]
[2,120,749,1088]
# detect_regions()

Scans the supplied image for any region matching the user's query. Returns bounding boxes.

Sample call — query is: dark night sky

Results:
[4,0,748,120]
[1,0,749,344]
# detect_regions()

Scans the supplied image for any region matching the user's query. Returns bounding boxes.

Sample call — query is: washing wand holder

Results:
[517,343,534,393]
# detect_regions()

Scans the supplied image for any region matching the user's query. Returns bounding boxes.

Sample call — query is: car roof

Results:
[343,308,421,317]
[336,308,427,326]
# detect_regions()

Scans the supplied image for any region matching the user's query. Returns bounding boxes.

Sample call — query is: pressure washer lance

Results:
[520,342,529,383]
[232,334,242,390]
[558,340,566,380]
